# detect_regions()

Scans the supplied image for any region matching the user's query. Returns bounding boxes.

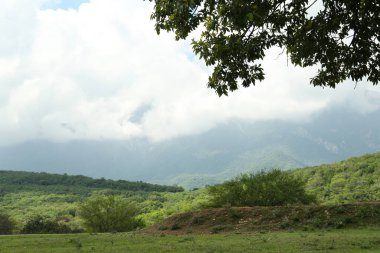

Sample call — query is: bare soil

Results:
[142,202,380,235]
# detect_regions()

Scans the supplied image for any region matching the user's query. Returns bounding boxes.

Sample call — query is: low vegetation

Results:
[208,169,316,207]
[79,195,142,232]
[0,151,379,237]
[0,189,209,233]
[21,215,77,234]
[0,213,14,235]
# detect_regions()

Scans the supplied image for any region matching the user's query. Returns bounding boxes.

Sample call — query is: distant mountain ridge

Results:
[0,103,379,189]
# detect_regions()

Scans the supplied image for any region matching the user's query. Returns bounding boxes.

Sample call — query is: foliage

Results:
[149,0,380,96]
[0,170,184,194]
[79,195,143,232]
[208,169,316,207]
[0,212,14,235]
[21,215,73,234]
[293,151,380,204]
[2,152,380,233]
[0,188,208,233]
[131,189,210,225]
[0,192,83,232]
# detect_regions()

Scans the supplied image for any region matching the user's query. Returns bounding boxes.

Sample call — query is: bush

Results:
[21,215,72,234]
[79,195,143,232]
[0,213,14,234]
[208,169,316,207]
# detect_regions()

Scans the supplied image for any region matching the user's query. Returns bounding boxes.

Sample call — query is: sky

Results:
[41,0,90,10]
[0,0,379,146]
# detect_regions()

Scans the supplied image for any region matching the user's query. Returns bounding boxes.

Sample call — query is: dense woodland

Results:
[0,170,183,195]
[0,151,379,234]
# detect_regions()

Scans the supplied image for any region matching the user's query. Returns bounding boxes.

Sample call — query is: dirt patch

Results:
[142,202,380,235]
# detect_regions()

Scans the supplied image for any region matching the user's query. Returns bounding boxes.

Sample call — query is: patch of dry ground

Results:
[142,202,380,235]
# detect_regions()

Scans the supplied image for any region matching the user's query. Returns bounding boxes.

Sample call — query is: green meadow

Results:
[1,229,380,253]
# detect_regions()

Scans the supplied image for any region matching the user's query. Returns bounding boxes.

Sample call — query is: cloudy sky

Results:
[0,0,379,146]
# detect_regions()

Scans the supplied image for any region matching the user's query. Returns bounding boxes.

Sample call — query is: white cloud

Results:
[0,0,379,145]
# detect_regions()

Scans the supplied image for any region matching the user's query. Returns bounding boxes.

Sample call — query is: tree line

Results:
[0,170,184,193]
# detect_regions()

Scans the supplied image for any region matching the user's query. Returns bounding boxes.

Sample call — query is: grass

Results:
[1,228,380,253]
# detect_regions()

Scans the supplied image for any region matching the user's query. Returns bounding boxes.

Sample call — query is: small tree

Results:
[79,195,142,232]
[0,213,14,235]
[208,169,316,207]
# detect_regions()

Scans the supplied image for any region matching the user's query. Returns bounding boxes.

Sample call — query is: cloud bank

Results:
[0,0,378,146]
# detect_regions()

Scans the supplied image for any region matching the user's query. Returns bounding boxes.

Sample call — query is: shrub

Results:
[21,215,72,234]
[0,213,14,235]
[79,195,143,232]
[208,169,316,207]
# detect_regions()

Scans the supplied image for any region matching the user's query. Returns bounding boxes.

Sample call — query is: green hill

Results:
[1,151,380,234]
[0,170,184,195]
[0,171,202,232]
[293,152,380,204]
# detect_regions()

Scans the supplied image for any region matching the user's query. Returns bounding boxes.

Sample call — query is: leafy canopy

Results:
[79,195,142,232]
[0,213,14,235]
[149,0,380,96]
[21,215,72,234]
[208,169,316,207]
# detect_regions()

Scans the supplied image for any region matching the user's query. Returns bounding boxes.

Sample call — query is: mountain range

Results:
[1,93,380,189]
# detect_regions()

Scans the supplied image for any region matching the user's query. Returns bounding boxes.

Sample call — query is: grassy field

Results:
[1,228,380,253]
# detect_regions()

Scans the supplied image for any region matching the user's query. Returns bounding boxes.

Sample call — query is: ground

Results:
[2,203,380,252]
[144,203,380,235]
[1,229,380,252]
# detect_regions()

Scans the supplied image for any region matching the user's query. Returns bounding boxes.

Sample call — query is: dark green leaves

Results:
[149,0,380,95]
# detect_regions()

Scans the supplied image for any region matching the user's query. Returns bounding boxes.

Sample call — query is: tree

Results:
[79,195,143,232]
[149,0,379,96]
[207,169,316,207]
[0,213,14,235]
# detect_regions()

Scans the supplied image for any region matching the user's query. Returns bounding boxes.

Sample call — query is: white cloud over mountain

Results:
[0,0,378,146]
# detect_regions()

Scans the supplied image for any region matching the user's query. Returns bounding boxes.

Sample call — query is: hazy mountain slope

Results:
[0,106,379,188]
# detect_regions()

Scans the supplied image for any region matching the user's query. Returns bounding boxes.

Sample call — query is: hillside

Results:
[144,151,380,235]
[294,152,380,204]
[145,203,380,235]
[0,170,205,232]
[1,151,380,233]
[0,170,183,195]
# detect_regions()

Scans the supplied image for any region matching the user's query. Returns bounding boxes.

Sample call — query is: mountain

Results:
[0,104,380,189]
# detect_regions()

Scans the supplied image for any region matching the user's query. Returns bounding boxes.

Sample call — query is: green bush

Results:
[79,195,143,232]
[0,213,14,234]
[21,215,72,234]
[208,169,316,207]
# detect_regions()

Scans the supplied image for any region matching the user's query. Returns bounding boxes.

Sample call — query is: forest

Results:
[1,151,379,235]
[0,170,184,195]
